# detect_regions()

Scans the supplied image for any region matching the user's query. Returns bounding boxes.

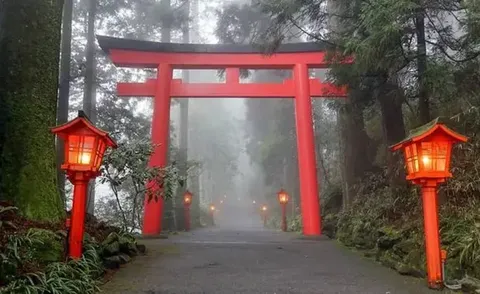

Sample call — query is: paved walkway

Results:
[101,224,447,294]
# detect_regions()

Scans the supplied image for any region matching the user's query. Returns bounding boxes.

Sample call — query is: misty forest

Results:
[1,0,480,293]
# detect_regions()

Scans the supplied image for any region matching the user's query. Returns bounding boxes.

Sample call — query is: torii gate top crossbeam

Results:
[97,35,344,69]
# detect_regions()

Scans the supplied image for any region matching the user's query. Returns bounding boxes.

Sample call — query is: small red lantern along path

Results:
[52,110,117,259]
[277,189,290,232]
[391,118,467,289]
[183,190,193,231]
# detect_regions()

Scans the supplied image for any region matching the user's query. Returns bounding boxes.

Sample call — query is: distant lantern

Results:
[183,190,193,206]
[183,191,193,231]
[277,189,289,205]
[391,118,467,184]
[262,205,267,212]
[52,110,117,176]
[210,205,216,211]
[277,189,289,232]
[391,117,467,289]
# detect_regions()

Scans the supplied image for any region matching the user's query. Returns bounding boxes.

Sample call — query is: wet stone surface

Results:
[101,225,452,294]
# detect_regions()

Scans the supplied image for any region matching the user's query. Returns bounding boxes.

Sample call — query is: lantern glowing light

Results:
[210,205,216,211]
[277,189,289,205]
[262,205,267,211]
[183,190,192,206]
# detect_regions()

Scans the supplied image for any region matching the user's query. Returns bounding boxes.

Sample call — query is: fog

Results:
[82,0,319,232]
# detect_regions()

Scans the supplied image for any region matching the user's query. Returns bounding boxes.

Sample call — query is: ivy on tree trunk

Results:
[0,0,64,220]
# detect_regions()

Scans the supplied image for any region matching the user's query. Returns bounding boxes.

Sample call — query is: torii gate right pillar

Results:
[294,63,321,236]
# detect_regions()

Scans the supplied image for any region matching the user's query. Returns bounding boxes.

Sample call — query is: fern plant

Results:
[1,245,103,294]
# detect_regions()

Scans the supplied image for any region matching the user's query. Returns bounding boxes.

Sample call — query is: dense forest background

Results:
[1,0,480,288]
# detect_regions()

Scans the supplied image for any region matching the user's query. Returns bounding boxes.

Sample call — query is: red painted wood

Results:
[117,78,347,98]
[226,68,240,84]
[104,43,353,238]
[69,177,88,259]
[294,63,321,236]
[109,49,345,69]
[141,64,172,236]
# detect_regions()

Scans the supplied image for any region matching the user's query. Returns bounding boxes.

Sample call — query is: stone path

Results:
[101,224,450,294]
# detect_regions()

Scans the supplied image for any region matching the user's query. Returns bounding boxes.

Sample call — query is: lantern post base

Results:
[421,182,443,289]
[210,212,215,226]
[68,173,90,259]
[427,281,444,290]
[184,206,191,232]
[281,204,287,232]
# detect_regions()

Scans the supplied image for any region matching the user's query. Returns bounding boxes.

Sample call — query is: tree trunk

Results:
[340,91,376,207]
[376,76,407,186]
[175,0,190,231]
[57,0,74,205]
[0,0,64,220]
[190,169,201,227]
[160,0,176,232]
[84,0,97,215]
[415,4,430,124]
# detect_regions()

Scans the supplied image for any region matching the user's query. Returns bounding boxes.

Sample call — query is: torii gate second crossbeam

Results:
[97,35,350,237]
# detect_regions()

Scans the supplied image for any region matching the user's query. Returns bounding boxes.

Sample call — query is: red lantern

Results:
[392,120,467,184]
[391,118,467,289]
[277,189,289,231]
[183,190,193,206]
[52,111,117,259]
[183,190,193,231]
[52,111,117,177]
[277,189,289,205]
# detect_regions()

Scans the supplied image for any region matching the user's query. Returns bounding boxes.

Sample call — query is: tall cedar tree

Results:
[0,0,64,220]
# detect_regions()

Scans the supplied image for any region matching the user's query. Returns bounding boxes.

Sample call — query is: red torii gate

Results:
[97,35,349,236]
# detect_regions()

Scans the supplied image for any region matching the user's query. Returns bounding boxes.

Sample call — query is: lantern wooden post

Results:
[391,118,467,289]
[183,191,192,232]
[210,204,216,226]
[261,205,268,227]
[52,111,117,259]
[277,189,290,232]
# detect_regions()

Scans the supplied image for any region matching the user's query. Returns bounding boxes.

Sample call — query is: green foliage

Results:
[441,213,480,278]
[1,245,102,294]
[287,214,302,232]
[0,211,143,293]
[26,229,64,264]
[98,141,185,231]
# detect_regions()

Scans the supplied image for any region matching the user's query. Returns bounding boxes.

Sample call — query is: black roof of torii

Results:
[96,35,331,55]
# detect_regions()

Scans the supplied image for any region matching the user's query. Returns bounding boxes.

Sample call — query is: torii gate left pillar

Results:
[142,63,173,235]
[97,35,350,237]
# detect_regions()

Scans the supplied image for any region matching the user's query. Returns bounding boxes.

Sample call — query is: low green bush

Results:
[0,206,145,294]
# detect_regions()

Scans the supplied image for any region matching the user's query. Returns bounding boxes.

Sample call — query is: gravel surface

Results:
[101,225,452,294]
